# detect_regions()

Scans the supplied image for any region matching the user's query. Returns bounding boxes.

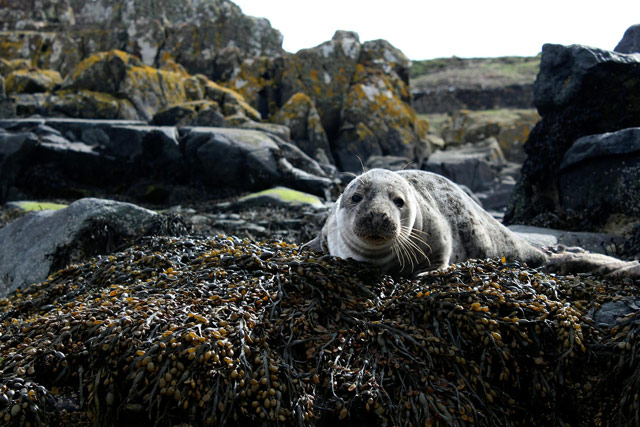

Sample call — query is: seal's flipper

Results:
[301,235,324,253]
[546,251,640,278]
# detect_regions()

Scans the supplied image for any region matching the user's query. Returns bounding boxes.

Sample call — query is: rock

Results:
[557,128,640,232]
[0,119,186,203]
[62,50,188,121]
[0,118,333,203]
[13,90,139,120]
[334,39,430,171]
[0,75,15,118]
[505,44,640,229]
[614,24,640,53]
[0,198,158,297]
[410,56,538,114]
[151,100,226,127]
[182,126,331,197]
[233,186,325,209]
[227,31,430,171]
[8,51,259,125]
[475,173,518,211]
[272,92,332,164]
[5,68,63,94]
[365,155,414,171]
[439,109,539,162]
[508,224,626,255]
[412,84,534,114]
[0,0,284,79]
[423,138,506,192]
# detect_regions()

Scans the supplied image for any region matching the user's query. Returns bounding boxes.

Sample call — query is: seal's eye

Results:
[351,194,363,203]
[393,197,405,208]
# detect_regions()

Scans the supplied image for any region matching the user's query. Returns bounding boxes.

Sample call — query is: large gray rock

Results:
[0,198,158,297]
[505,44,640,230]
[615,24,640,54]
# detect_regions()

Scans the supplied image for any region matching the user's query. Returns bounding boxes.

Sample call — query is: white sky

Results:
[232,0,640,60]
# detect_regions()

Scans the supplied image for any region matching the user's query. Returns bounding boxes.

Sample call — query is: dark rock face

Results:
[0,0,284,79]
[558,128,640,222]
[505,44,640,231]
[412,84,534,114]
[0,118,331,204]
[615,24,640,53]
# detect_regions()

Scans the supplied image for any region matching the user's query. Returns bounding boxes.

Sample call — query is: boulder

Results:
[615,24,640,53]
[182,127,331,197]
[62,50,188,121]
[505,44,640,229]
[423,138,506,192]
[0,198,158,297]
[271,92,332,164]
[5,68,63,93]
[0,0,284,79]
[557,128,640,233]
[334,40,430,171]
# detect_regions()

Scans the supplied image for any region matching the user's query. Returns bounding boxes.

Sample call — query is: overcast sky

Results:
[232,0,640,60]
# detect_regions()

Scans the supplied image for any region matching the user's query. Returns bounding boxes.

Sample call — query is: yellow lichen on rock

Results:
[5,68,63,94]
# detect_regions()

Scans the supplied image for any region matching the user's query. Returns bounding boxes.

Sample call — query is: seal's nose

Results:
[368,211,390,229]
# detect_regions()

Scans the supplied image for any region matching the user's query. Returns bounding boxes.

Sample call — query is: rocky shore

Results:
[0,0,639,425]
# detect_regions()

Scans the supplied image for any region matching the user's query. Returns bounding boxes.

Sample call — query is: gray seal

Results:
[306,168,548,275]
[307,169,640,278]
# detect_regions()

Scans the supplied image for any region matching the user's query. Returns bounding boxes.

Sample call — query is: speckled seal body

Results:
[308,169,547,275]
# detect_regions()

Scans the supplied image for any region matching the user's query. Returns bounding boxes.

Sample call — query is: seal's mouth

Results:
[358,233,395,245]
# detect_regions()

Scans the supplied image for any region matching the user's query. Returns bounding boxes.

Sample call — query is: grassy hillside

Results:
[410,56,540,91]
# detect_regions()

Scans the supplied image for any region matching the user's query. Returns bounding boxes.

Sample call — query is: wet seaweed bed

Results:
[0,235,639,426]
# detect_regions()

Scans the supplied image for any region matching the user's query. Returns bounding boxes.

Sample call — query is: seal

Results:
[306,168,548,275]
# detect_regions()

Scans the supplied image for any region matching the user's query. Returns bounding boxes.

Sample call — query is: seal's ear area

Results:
[301,235,324,253]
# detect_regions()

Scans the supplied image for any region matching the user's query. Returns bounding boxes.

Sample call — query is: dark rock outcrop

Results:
[558,128,640,227]
[0,118,332,204]
[614,24,640,53]
[0,0,284,79]
[412,84,534,114]
[505,44,640,232]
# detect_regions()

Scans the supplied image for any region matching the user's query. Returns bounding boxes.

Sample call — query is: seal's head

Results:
[328,169,423,268]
